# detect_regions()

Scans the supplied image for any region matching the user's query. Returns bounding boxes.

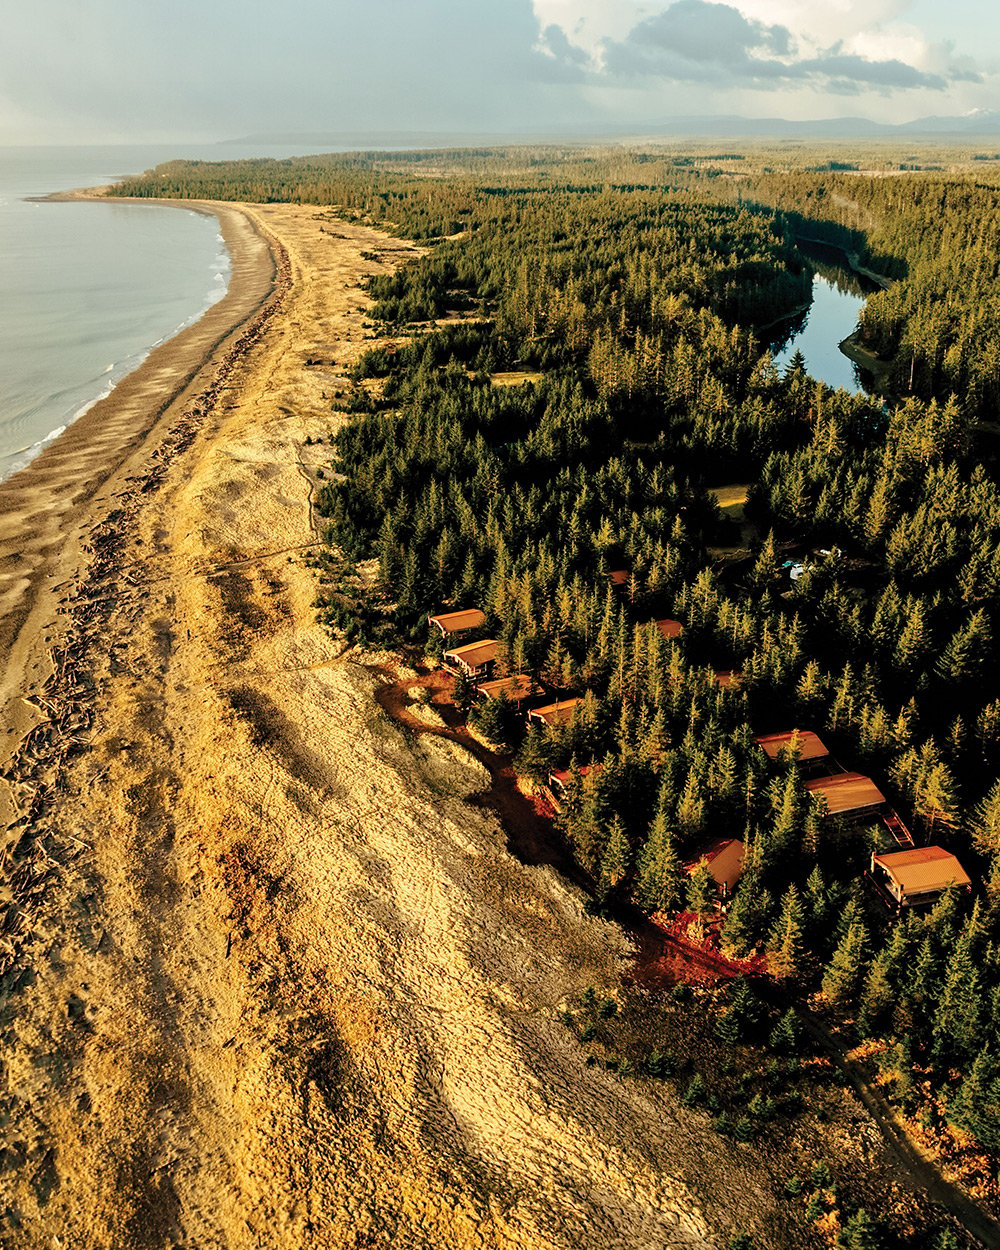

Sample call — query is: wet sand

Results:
[0,199,819,1248]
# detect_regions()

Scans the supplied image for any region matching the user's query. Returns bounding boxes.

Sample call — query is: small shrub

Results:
[714,1111,734,1137]
[734,1116,756,1142]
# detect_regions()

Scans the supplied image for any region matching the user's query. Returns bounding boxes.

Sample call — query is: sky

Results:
[0,0,996,144]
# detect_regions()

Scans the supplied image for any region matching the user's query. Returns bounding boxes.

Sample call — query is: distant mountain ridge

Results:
[224,112,1000,148]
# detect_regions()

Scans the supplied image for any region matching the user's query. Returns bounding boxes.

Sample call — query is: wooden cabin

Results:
[477,673,538,706]
[654,619,683,640]
[607,569,630,587]
[713,670,742,690]
[528,698,582,729]
[684,838,746,899]
[442,639,499,682]
[805,771,885,819]
[756,730,830,763]
[869,846,971,909]
[429,608,486,638]
[548,762,602,804]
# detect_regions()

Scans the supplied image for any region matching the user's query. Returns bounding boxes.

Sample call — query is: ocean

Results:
[0,143,326,482]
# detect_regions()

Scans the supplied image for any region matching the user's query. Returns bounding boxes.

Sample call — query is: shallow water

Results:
[0,148,239,480]
[0,142,340,482]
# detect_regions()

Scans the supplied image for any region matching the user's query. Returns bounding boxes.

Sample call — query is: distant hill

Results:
[222,112,1000,149]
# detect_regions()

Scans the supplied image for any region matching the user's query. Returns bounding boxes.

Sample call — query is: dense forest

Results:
[119,147,1000,1171]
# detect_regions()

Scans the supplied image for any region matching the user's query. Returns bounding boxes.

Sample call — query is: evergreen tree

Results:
[686,858,717,919]
[822,917,869,1007]
[720,873,763,960]
[598,816,631,900]
[768,1008,803,1055]
[634,804,683,913]
[768,885,806,982]
[715,976,761,1044]
[837,1209,883,1250]
[948,1046,1000,1150]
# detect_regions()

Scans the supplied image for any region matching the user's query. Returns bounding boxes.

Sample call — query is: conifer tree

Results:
[949,1045,1000,1149]
[768,885,806,982]
[598,817,631,900]
[822,916,869,1007]
[768,1007,804,1055]
[686,858,717,919]
[634,805,683,913]
[720,874,762,960]
[715,977,761,1044]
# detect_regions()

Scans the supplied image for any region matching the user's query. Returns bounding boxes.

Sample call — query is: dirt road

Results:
[0,203,806,1248]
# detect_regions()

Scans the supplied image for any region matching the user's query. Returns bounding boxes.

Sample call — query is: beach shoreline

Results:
[0,194,283,758]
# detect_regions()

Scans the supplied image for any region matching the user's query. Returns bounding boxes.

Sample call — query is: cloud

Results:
[601,0,795,80]
[537,0,968,93]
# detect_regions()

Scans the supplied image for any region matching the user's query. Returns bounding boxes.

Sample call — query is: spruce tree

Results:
[822,917,869,1007]
[949,1045,1000,1149]
[634,805,683,913]
[715,976,761,1044]
[686,858,717,919]
[767,885,806,982]
[598,816,631,900]
[768,1008,803,1055]
[720,875,760,960]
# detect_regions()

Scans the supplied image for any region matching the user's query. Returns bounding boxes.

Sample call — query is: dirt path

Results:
[0,204,808,1249]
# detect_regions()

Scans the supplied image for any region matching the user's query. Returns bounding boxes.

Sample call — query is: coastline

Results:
[0,195,985,1246]
[0,200,759,1247]
[0,193,284,759]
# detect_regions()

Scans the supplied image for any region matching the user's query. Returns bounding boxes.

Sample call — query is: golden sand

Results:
[0,201,794,1248]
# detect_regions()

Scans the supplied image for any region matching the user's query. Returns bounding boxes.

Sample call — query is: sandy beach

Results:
[0,198,838,1248]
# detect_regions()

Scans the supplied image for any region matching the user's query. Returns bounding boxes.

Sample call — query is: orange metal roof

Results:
[756,730,830,761]
[806,771,885,814]
[430,608,485,633]
[478,674,536,702]
[549,763,602,785]
[444,639,498,667]
[529,698,582,726]
[655,619,684,640]
[714,670,742,689]
[608,570,630,586]
[685,838,745,892]
[873,846,971,895]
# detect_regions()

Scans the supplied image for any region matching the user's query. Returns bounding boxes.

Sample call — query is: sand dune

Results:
[0,202,795,1248]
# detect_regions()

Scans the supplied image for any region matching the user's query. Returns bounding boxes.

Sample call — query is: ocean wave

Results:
[0,198,234,484]
[0,422,69,470]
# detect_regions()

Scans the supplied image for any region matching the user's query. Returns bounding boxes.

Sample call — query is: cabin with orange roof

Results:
[869,846,971,910]
[528,698,582,729]
[756,730,830,763]
[654,619,683,641]
[684,838,746,900]
[477,673,539,706]
[429,608,486,638]
[806,771,886,819]
[442,638,499,682]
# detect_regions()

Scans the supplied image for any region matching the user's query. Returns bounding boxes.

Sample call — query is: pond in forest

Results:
[768,239,882,395]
